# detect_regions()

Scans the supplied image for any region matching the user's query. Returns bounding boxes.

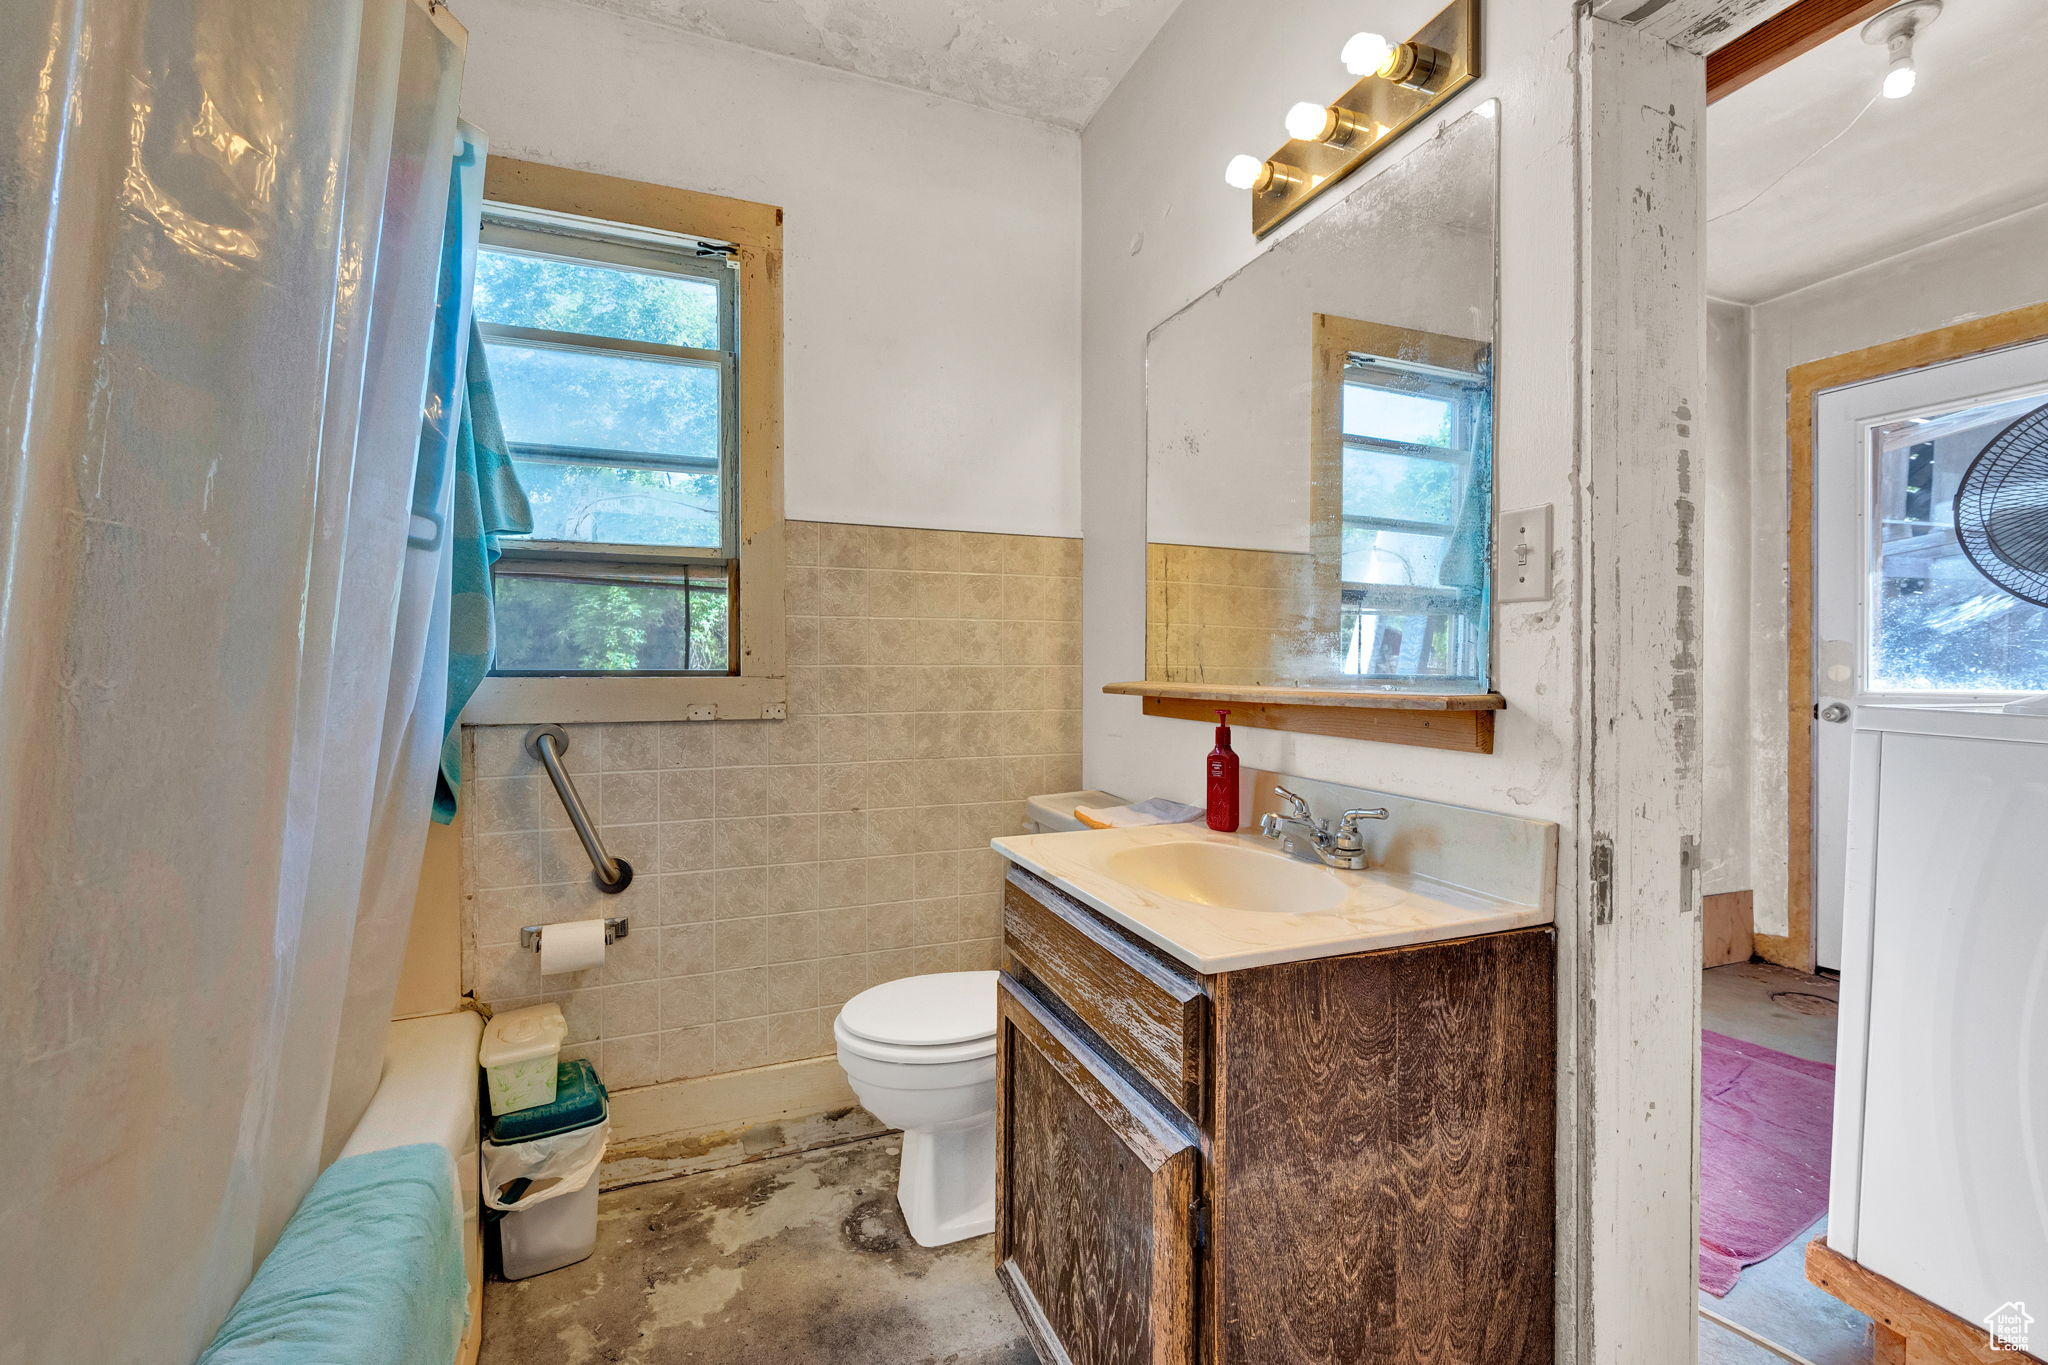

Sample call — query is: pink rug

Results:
[1699,1030,1835,1296]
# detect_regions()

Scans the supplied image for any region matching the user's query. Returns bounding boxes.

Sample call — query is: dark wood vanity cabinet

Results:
[995,867,1556,1365]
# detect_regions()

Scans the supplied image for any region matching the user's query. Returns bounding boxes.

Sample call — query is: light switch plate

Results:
[1497,504,1552,604]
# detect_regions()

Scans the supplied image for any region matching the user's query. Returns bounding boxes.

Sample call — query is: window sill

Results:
[1103,681,1503,754]
[464,673,789,725]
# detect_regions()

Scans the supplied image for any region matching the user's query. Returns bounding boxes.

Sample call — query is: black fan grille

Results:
[1954,400,2048,608]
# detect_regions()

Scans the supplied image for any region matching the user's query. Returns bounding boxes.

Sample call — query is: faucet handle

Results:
[1273,785,1314,822]
[1333,807,1390,851]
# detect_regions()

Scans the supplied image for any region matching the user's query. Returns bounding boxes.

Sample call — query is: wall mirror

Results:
[1115,103,1501,751]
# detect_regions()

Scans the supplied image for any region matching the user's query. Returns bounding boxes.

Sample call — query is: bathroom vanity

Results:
[990,806,1555,1365]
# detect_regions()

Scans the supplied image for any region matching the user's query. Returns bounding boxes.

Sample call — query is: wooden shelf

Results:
[1104,682,1504,754]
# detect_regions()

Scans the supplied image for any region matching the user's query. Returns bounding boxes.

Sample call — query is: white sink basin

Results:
[1100,841,1350,915]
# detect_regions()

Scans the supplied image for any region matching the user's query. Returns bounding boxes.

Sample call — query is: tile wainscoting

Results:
[460,521,1081,1090]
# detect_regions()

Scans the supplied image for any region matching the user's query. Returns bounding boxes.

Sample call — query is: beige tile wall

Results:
[461,521,1081,1091]
[1147,542,1321,686]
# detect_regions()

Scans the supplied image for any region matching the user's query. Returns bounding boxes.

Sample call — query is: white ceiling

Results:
[575,0,1187,129]
[1706,0,2048,305]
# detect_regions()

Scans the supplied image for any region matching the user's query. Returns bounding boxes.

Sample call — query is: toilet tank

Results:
[1022,790,1126,834]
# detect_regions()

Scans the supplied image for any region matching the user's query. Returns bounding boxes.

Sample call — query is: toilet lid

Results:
[838,970,998,1048]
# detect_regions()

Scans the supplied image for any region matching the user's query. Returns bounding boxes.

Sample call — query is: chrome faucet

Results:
[1258,785,1389,871]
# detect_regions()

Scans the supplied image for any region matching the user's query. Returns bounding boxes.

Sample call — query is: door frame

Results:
[1762,300,2048,972]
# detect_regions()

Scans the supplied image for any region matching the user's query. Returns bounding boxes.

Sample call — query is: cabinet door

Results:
[997,977,1200,1365]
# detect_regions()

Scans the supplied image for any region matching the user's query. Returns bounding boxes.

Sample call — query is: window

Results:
[480,210,736,673]
[1866,389,2048,693]
[1334,353,1491,685]
[466,160,784,723]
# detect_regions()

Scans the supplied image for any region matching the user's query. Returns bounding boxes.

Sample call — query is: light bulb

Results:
[1342,31,1394,76]
[1285,102,1333,141]
[1224,154,1266,191]
[1862,4,1939,101]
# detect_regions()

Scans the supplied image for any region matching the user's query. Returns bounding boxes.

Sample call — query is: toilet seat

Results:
[838,970,997,1049]
[833,1016,996,1066]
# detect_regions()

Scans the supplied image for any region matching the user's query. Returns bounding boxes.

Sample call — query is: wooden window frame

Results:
[464,157,787,723]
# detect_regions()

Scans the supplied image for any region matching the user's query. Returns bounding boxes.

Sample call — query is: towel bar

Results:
[523,724,633,894]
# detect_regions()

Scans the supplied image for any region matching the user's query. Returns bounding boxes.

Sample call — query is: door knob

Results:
[1818,702,1850,724]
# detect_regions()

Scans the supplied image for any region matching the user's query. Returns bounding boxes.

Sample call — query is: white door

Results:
[1828,708,2048,1327]
[1811,339,2048,969]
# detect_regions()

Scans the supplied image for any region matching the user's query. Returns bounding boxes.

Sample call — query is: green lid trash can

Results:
[482,1059,608,1279]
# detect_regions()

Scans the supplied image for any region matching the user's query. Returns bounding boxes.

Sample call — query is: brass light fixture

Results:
[1283,102,1385,148]
[1225,0,1480,238]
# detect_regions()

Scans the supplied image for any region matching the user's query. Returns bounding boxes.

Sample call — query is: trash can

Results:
[483,1058,608,1280]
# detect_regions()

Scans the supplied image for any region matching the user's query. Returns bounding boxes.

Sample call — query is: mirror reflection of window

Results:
[1337,354,1491,684]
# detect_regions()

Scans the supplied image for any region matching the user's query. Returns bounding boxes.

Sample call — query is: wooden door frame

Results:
[1572,19,1707,1364]
[1759,300,2048,972]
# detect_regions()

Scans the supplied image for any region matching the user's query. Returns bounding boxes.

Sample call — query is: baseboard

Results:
[1703,890,1755,967]
[607,1055,856,1146]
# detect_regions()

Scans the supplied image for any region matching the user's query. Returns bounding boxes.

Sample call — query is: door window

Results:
[1866,389,2048,693]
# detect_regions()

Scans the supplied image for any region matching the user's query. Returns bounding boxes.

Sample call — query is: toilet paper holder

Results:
[519,918,629,953]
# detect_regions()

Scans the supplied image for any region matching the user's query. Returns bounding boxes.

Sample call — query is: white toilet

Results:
[834,970,999,1248]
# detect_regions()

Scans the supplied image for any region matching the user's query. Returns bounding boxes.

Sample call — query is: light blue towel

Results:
[427,121,532,822]
[198,1143,467,1365]
[433,321,533,823]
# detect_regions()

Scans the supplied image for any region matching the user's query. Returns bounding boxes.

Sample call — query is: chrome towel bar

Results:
[523,724,633,894]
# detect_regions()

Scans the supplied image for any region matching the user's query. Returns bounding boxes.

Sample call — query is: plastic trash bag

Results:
[481,1119,607,1211]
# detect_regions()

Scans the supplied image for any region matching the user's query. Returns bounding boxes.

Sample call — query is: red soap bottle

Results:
[1206,709,1240,832]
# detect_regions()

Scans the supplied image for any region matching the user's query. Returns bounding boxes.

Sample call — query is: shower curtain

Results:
[0,3,465,1361]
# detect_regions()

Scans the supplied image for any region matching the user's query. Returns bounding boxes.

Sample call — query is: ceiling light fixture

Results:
[1861,0,1941,100]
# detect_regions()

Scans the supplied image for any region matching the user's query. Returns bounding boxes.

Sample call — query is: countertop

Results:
[991,822,1552,974]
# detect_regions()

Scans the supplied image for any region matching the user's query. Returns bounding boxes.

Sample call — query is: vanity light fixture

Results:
[1284,101,1384,148]
[1341,31,1443,91]
[1224,153,1305,196]
[1230,0,1478,238]
[1341,31,1395,75]
[1862,0,1940,100]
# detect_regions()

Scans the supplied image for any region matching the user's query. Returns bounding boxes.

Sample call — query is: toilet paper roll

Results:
[539,918,608,976]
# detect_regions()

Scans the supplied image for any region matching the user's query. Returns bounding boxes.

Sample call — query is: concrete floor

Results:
[1702,961,1841,1065]
[479,1135,1031,1364]
[478,962,1878,1364]
[1700,961,1876,1365]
